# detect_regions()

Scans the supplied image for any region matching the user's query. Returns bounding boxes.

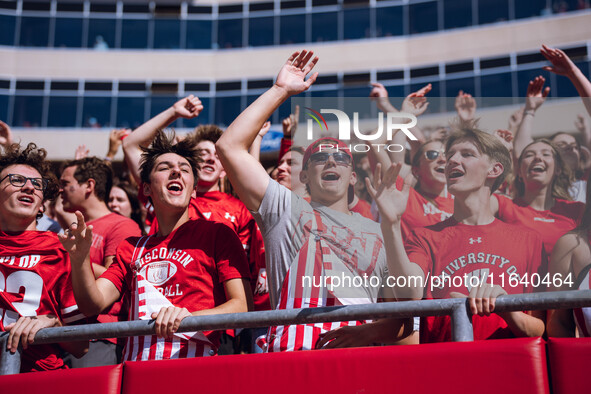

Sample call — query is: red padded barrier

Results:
[548,337,591,394]
[0,364,122,394]
[122,338,548,394]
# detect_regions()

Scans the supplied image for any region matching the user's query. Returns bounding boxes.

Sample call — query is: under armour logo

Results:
[224,212,235,222]
[469,237,482,244]
[203,212,212,219]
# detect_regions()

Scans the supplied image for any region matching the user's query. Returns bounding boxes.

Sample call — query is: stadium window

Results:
[383,85,406,109]
[87,18,117,49]
[218,18,243,49]
[0,94,9,123]
[182,97,210,127]
[409,1,438,34]
[116,96,146,129]
[249,16,275,47]
[514,0,548,19]
[478,0,509,24]
[186,20,212,49]
[311,12,338,42]
[310,88,339,98]
[280,14,306,45]
[153,18,180,49]
[19,17,50,47]
[376,6,403,37]
[443,0,472,29]
[343,7,370,40]
[214,96,242,127]
[0,15,16,46]
[13,95,44,127]
[150,96,181,127]
[47,96,78,127]
[479,72,514,102]
[54,18,83,48]
[445,77,476,111]
[445,77,476,98]
[121,19,149,49]
[82,96,112,128]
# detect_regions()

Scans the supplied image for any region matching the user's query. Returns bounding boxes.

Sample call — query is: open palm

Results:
[275,50,319,96]
[365,163,411,225]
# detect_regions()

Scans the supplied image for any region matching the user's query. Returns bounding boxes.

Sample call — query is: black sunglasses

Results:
[309,151,352,166]
[0,173,48,191]
[424,150,445,161]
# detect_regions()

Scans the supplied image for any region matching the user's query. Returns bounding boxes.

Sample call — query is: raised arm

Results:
[58,211,121,316]
[366,163,425,300]
[0,120,14,152]
[542,44,591,116]
[454,90,476,123]
[122,95,203,184]
[248,121,271,162]
[216,50,318,211]
[513,76,549,158]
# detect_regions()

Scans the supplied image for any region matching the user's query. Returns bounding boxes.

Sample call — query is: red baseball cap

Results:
[302,137,353,168]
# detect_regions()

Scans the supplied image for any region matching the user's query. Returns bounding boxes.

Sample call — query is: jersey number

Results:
[0,271,44,327]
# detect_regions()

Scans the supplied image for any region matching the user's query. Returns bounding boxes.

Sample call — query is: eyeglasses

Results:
[0,174,47,191]
[308,151,352,167]
[424,150,445,161]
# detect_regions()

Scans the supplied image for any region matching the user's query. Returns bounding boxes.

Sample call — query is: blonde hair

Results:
[445,123,512,193]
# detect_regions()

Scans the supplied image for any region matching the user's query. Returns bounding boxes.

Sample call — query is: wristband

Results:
[524,110,535,117]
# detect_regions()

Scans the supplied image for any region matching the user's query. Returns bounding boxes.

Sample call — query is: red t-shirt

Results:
[405,218,545,343]
[100,219,250,360]
[250,224,270,312]
[150,191,264,309]
[87,212,142,344]
[397,177,454,241]
[350,198,374,221]
[0,230,84,372]
[495,195,584,257]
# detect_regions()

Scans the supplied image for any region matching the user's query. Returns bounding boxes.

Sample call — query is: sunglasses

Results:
[309,151,352,166]
[0,173,48,191]
[424,150,445,161]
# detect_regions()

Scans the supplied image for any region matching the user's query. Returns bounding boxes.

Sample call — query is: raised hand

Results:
[74,144,89,160]
[0,120,13,148]
[365,162,411,225]
[282,105,299,138]
[508,107,525,133]
[493,129,514,153]
[274,50,319,96]
[58,211,94,267]
[401,84,431,117]
[369,82,394,113]
[525,76,550,112]
[541,44,577,77]
[258,121,271,138]
[455,90,477,122]
[106,128,130,159]
[172,95,203,119]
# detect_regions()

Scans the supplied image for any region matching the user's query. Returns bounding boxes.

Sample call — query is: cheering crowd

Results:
[1,44,591,372]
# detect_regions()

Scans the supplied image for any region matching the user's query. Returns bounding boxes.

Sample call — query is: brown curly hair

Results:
[0,142,59,202]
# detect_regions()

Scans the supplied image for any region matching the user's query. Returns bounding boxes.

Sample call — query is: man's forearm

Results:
[219,85,289,153]
[123,106,178,151]
[71,257,109,316]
